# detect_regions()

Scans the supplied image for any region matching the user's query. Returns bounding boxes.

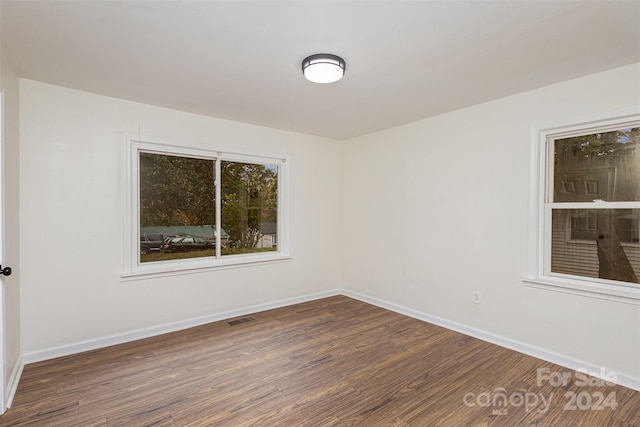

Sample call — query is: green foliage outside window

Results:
[139,152,278,262]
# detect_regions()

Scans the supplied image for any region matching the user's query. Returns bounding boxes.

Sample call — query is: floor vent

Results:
[227,316,256,326]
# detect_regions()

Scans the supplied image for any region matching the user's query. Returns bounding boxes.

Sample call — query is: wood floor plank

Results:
[2,295,638,426]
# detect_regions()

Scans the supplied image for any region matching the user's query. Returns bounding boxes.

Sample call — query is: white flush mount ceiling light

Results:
[302,53,346,84]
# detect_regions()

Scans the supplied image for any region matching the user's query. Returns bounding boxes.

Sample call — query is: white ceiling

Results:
[2,1,639,140]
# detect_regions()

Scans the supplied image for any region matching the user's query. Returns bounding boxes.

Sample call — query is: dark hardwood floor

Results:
[1,296,638,426]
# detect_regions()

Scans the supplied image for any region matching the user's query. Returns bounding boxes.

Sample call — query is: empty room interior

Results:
[0,1,639,425]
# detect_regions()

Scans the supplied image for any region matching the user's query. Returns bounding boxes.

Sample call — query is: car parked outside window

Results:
[161,235,215,253]
[140,233,171,255]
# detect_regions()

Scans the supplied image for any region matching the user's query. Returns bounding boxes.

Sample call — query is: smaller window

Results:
[549,127,640,285]
[527,110,640,303]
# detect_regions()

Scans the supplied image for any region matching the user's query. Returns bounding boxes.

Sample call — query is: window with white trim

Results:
[527,112,640,303]
[122,136,289,278]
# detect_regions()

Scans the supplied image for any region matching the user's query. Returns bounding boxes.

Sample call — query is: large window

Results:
[528,111,640,303]
[123,136,289,277]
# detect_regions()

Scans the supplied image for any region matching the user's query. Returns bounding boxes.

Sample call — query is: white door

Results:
[0,89,7,413]
[0,89,5,412]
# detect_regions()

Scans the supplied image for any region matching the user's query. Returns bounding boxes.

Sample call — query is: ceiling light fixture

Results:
[302,54,346,84]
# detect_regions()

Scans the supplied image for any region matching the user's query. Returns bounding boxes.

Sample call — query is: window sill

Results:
[523,275,640,305]
[121,253,292,281]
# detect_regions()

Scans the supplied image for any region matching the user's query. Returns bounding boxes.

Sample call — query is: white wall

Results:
[343,63,640,383]
[0,37,21,404]
[19,80,343,354]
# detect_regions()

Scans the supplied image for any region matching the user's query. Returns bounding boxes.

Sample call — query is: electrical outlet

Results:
[473,291,481,304]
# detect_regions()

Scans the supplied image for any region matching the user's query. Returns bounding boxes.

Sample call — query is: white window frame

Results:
[122,134,290,279]
[525,108,640,305]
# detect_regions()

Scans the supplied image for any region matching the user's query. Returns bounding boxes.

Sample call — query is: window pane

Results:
[221,161,278,255]
[139,152,215,262]
[553,128,639,202]
[551,209,639,284]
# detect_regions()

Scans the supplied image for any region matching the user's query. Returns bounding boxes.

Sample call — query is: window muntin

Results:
[545,126,640,286]
[123,136,289,278]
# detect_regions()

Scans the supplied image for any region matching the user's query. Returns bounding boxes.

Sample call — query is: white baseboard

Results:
[5,355,24,410]
[21,289,340,365]
[15,287,639,399]
[342,289,640,392]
